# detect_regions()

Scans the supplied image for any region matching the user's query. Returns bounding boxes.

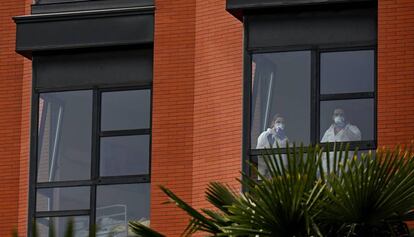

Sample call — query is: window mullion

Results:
[311,49,319,145]
[100,128,151,137]
[35,210,90,218]
[37,180,93,188]
[90,89,100,235]
[320,92,375,101]
[29,92,40,236]
[243,48,253,185]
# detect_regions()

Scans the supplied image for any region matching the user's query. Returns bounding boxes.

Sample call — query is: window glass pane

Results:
[37,91,92,182]
[101,90,151,131]
[321,50,374,94]
[36,186,90,212]
[36,216,89,237]
[320,99,374,142]
[254,149,374,180]
[100,135,150,176]
[96,184,150,237]
[251,51,311,148]
[256,154,287,179]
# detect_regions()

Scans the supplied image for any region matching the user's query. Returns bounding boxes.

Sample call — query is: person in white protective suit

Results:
[321,108,361,172]
[256,114,289,177]
[321,108,361,143]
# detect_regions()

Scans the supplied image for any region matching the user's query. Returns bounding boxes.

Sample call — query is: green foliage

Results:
[11,229,18,237]
[16,143,414,237]
[49,219,55,237]
[222,144,326,237]
[129,143,414,237]
[64,219,74,237]
[13,218,100,237]
[129,221,165,237]
[320,145,414,236]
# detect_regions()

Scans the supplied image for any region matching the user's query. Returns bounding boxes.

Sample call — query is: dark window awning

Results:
[226,0,376,21]
[14,6,154,58]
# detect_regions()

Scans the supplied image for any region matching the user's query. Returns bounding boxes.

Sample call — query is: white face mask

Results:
[334,116,345,125]
[274,122,285,130]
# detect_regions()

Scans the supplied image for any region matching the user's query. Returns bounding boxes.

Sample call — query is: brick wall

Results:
[1,0,413,235]
[151,0,414,234]
[193,0,242,210]
[151,0,243,235]
[151,0,196,235]
[0,0,31,236]
[378,0,414,147]
[17,53,31,236]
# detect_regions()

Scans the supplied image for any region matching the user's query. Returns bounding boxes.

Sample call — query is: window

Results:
[37,216,89,237]
[37,91,93,182]
[100,135,150,177]
[251,51,312,148]
[34,88,151,237]
[249,48,376,178]
[319,99,374,142]
[96,183,151,236]
[101,90,151,131]
[320,50,374,94]
[319,50,375,142]
[242,2,377,180]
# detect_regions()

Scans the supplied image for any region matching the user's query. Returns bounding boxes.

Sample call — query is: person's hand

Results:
[277,127,284,134]
[274,123,285,133]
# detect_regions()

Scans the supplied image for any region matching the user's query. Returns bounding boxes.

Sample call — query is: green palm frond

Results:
[64,218,74,237]
[17,143,414,237]
[205,182,238,215]
[128,221,165,237]
[320,144,414,236]
[160,185,224,236]
[11,229,18,237]
[223,143,327,237]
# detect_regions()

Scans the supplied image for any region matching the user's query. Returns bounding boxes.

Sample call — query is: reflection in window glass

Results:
[36,187,90,212]
[321,50,374,94]
[101,90,151,131]
[36,216,89,237]
[320,99,374,142]
[255,150,374,181]
[256,154,287,180]
[251,51,311,148]
[37,91,92,182]
[96,184,150,237]
[100,135,150,177]
[320,148,376,174]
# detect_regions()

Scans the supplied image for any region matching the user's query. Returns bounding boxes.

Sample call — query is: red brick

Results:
[0,0,413,236]
[378,0,414,147]
[0,0,31,236]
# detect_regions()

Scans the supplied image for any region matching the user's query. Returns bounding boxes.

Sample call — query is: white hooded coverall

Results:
[256,128,288,177]
[321,123,362,143]
[320,123,362,172]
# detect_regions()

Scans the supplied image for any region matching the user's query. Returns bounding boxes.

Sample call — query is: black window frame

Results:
[29,84,152,236]
[243,40,377,179]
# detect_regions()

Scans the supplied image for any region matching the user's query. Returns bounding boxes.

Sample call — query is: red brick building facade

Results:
[0,0,412,236]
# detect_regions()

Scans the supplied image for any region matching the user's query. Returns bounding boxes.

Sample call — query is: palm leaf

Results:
[11,229,18,237]
[159,185,223,236]
[129,221,165,237]
[22,143,407,237]
[223,143,326,237]
[320,144,414,236]
[64,218,74,237]
[205,182,238,215]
